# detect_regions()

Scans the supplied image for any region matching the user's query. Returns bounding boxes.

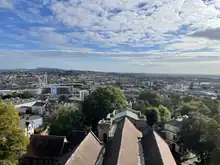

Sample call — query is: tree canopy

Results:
[144,105,171,126]
[49,105,88,140]
[179,101,211,116]
[144,107,160,126]
[82,86,126,130]
[0,100,28,165]
[178,113,220,165]
[138,90,161,107]
[0,91,35,100]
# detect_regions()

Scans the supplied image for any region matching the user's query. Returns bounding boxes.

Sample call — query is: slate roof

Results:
[103,117,142,165]
[27,135,67,158]
[61,132,102,165]
[141,128,176,165]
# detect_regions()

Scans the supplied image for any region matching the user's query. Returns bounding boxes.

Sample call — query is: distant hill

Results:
[0,68,65,73]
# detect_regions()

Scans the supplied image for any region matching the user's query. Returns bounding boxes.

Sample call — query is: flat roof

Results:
[15,101,37,108]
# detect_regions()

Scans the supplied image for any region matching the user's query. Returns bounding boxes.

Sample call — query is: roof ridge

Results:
[153,131,176,165]
[90,131,103,145]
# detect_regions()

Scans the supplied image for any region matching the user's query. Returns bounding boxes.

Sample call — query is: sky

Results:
[1,0,220,74]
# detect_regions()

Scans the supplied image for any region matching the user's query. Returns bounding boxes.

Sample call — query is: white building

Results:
[79,90,89,100]
[32,101,47,115]
[15,101,36,113]
[20,115,43,137]
[164,116,189,160]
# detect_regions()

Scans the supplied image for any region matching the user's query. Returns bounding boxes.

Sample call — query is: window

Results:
[103,133,107,143]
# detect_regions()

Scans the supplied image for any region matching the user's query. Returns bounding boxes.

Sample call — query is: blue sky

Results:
[1,0,220,74]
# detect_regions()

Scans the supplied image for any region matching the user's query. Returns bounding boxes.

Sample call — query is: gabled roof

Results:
[141,128,176,165]
[27,135,67,158]
[103,117,142,165]
[62,132,102,165]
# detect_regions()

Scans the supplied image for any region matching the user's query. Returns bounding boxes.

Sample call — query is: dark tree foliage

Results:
[202,99,220,117]
[138,90,161,107]
[82,86,126,130]
[179,101,211,116]
[144,105,171,127]
[178,113,216,165]
[49,105,88,140]
[144,107,160,127]
[0,91,34,100]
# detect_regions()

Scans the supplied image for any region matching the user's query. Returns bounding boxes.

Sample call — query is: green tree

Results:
[0,100,28,165]
[178,113,215,165]
[170,93,183,110]
[49,105,88,140]
[160,96,173,112]
[19,91,34,99]
[144,107,160,127]
[203,118,220,165]
[182,96,194,103]
[144,105,171,126]
[158,105,171,123]
[179,101,210,116]
[138,90,161,107]
[202,99,220,117]
[132,100,146,112]
[82,86,126,130]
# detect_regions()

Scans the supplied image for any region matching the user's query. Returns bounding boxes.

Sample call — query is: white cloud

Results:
[2,0,220,74]
[0,0,13,9]
[49,0,220,49]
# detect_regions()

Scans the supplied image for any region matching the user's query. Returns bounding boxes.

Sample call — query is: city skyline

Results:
[1,0,220,74]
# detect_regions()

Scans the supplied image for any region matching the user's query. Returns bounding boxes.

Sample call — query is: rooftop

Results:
[32,101,46,107]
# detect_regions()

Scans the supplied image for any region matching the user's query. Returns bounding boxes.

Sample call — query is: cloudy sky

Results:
[1,0,220,74]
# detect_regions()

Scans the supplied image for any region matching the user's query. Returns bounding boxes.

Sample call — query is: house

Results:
[79,89,89,100]
[32,101,47,115]
[20,135,68,165]
[60,108,177,165]
[59,132,104,165]
[20,115,43,137]
[164,116,190,160]
[15,101,36,114]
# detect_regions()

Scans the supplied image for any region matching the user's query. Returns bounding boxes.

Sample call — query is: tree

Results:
[182,96,194,103]
[179,101,210,116]
[0,100,28,165]
[144,107,160,127]
[49,105,88,140]
[203,118,220,165]
[169,93,183,110]
[178,113,216,165]
[144,105,171,127]
[160,96,173,112]
[138,90,161,107]
[132,100,146,112]
[158,105,171,123]
[82,86,126,130]
[202,99,220,117]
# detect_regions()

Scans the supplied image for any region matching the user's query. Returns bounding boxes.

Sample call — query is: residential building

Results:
[164,116,189,160]
[20,115,43,137]
[79,89,89,100]
[20,135,68,165]
[32,101,47,115]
